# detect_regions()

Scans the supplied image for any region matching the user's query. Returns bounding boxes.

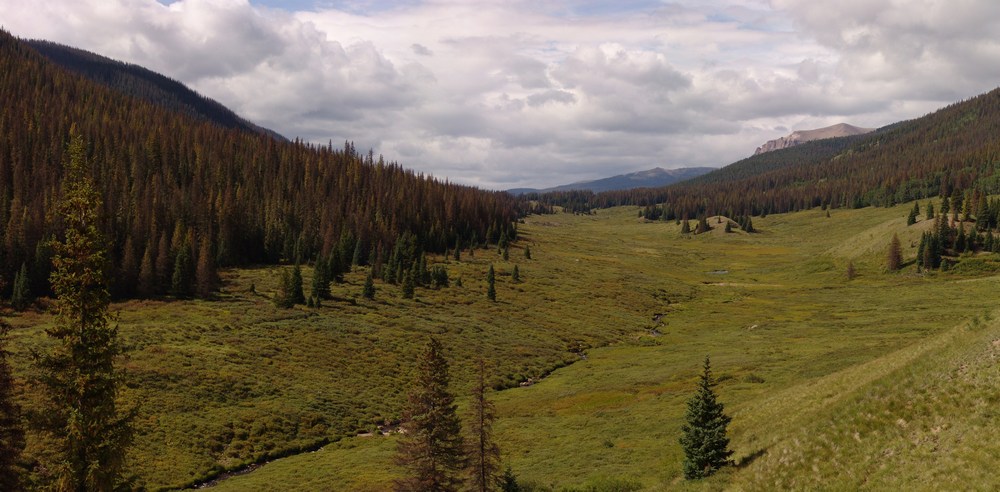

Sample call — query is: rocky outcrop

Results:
[754,123,874,155]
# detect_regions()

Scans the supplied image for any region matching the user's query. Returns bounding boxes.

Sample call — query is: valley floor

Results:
[7,202,1000,490]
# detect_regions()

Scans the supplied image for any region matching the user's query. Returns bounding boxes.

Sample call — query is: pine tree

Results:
[499,467,519,492]
[679,356,732,479]
[926,201,935,220]
[502,246,509,261]
[887,233,903,271]
[10,262,30,310]
[171,242,193,298]
[680,219,691,234]
[363,271,376,300]
[486,264,496,302]
[395,338,466,491]
[0,321,24,490]
[907,204,918,225]
[290,263,306,305]
[137,243,156,298]
[511,265,520,283]
[273,268,296,308]
[402,268,416,299]
[724,222,732,233]
[468,359,501,492]
[524,246,531,260]
[38,131,133,490]
[195,235,216,298]
[695,215,710,234]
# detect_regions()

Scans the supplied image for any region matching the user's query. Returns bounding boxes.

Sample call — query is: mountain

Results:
[753,123,875,155]
[536,87,1000,216]
[25,39,287,141]
[0,31,519,299]
[510,166,714,194]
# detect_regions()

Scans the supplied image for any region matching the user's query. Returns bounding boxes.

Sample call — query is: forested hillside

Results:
[541,89,1000,217]
[25,40,287,141]
[0,31,520,299]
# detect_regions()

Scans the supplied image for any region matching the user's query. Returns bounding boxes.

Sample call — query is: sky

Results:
[2,1,999,189]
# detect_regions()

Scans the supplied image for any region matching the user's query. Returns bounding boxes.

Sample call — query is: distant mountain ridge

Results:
[26,39,287,141]
[754,123,874,155]
[510,166,714,194]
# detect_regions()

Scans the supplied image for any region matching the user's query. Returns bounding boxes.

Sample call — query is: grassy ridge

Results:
[210,203,1000,490]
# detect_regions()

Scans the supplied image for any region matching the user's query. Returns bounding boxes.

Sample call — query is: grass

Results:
[6,201,1000,490]
[208,203,1000,490]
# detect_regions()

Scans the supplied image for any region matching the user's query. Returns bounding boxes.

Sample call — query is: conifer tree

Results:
[679,356,732,479]
[695,215,710,234]
[273,268,297,308]
[137,243,156,298]
[724,222,732,233]
[468,359,501,492]
[395,338,466,491]
[171,243,193,298]
[312,255,331,300]
[290,263,306,305]
[887,233,903,271]
[680,219,691,234]
[195,235,217,298]
[402,268,416,299]
[511,265,520,283]
[486,264,496,302]
[524,246,531,260]
[10,262,30,310]
[0,321,24,491]
[38,131,133,491]
[363,271,376,300]
[926,201,934,220]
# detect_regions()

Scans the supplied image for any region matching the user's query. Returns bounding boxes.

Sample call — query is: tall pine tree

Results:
[486,264,496,302]
[395,338,466,491]
[679,355,732,479]
[467,358,502,492]
[37,131,133,491]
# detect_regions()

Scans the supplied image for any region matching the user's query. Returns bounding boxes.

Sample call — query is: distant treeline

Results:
[535,89,1000,218]
[0,31,520,300]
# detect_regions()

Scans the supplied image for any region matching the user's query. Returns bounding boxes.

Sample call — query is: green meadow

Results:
[6,201,1000,490]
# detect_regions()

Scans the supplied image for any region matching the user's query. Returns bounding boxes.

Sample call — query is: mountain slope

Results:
[0,31,519,299]
[510,166,714,194]
[26,40,287,141]
[540,87,1000,216]
[753,122,874,155]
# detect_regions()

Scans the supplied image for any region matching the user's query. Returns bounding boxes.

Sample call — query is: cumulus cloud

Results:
[1,0,998,188]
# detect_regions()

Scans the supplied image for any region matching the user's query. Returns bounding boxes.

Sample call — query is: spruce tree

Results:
[402,268,416,299]
[290,263,306,305]
[887,233,903,271]
[273,269,295,308]
[486,264,496,302]
[10,262,30,310]
[363,271,376,300]
[38,131,133,490]
[0,321,24,490]
[171,243,193,298]
[679,356,732,479]
[468,359,501,492]
[511,265,520,283]
[395,338,466,491]
[926,201,935,220]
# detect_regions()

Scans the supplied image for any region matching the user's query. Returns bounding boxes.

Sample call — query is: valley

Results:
[8,201,998,490]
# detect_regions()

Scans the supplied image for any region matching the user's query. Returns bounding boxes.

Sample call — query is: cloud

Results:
[1,0,998,189]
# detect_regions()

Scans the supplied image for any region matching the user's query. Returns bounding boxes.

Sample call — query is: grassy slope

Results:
[211,203,1000,491]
